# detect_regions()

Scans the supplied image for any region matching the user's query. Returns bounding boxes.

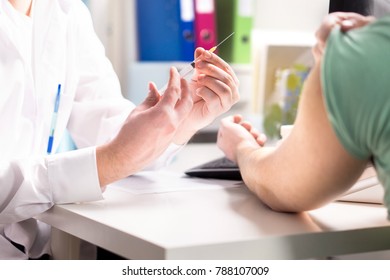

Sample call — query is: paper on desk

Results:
[107,170,243,194]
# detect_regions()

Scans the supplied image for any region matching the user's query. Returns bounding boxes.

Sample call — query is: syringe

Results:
[159,32,234,93]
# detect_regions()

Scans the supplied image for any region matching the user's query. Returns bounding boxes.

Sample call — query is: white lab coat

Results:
[0,0,178,259]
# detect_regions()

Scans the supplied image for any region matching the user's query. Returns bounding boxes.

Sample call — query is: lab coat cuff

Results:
[47,147,103,204]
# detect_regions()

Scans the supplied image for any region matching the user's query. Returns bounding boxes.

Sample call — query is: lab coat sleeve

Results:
[0,147,102,224]
[67,2,134,148]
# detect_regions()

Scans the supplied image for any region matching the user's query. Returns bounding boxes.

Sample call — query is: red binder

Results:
[194,0,217,51]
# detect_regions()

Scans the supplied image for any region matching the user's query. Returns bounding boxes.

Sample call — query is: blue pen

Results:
[47,84,62,154]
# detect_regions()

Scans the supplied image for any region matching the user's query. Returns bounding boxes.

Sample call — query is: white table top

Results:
[36,144,390,259]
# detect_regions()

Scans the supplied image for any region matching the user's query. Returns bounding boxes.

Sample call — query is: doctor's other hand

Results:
[96,67,193,187]
[313,12,375,63]
[217,115,267,163]
[173,48,240,144]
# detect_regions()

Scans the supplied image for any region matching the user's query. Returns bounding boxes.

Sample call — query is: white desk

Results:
[36,144,390,259]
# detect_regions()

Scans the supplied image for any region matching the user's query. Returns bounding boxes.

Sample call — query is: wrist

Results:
[96,142,131,187]
[236,140,260,164]
[96,144,117,187]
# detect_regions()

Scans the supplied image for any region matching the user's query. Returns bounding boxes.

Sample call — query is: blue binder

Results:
[179,0,195,61]
[136,0,182,61]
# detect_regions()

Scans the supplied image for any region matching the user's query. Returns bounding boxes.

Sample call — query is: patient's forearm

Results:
[235,144,290,212]
[235,62,368,213]
[236,143,330,213]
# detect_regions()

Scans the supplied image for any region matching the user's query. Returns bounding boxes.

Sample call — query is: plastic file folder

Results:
[216,0,254,63]
[194,0,217,51]
[136,0,182,61]
[179,0,195,61]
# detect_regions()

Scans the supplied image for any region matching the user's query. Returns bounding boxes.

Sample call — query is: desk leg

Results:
[50,228,81,259]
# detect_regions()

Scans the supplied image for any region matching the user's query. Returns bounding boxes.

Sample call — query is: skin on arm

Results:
[218,12,375,213]
[219,62,368,212]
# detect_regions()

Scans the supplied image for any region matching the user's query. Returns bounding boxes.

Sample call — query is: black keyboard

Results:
[196,157,238,169]
[185,157,242,181]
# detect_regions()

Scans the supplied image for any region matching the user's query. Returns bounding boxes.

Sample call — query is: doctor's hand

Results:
[217,115,266,163]
[173,48,240,144]
[313,12,375,63]
[96,67,193,187]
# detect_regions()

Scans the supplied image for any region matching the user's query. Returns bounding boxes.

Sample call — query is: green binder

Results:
[216,0,254,64]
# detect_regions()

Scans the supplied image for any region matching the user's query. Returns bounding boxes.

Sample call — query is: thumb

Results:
[140,82,161,108]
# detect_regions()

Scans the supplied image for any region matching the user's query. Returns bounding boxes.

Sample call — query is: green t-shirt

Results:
[322,16,390,217]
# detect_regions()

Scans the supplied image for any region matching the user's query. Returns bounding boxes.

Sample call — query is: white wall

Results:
[254,0,330,32]
[88,0,133,97]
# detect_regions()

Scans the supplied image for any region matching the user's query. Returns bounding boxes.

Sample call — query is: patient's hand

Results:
[217,115,266,162]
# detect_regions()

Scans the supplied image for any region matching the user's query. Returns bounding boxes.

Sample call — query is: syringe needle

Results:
[179,31,235,79]
[209,32,235,53]
[159,32,235,94]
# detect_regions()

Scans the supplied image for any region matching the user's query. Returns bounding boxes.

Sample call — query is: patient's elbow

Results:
[248,181,324,213]
[265,200,307,213]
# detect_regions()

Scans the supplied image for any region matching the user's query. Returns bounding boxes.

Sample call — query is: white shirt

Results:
[0,0,179,259]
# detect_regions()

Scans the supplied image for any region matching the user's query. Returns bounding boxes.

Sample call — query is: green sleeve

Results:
[321,17,390,161]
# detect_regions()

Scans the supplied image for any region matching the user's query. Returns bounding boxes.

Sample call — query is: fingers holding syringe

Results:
[195,47,239,86]
[195,64,240,114]
[195,54,239,106]
[195,79,234,114]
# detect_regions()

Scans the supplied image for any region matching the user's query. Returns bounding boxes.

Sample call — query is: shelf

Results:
[251,30,315,115]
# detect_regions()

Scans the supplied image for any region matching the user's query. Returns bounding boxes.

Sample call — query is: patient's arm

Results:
[232,62,368,212]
